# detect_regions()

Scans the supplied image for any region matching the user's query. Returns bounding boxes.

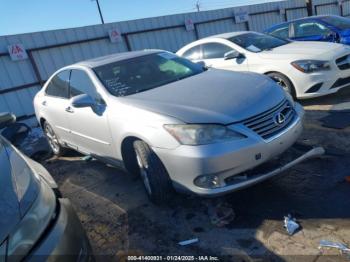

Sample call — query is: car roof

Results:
[287,15,333,23]
[265,15,337,32]
[74,49,164,68]
[204,31,256,39]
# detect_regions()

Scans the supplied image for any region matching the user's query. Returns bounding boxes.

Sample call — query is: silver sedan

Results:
[34,50,318,204]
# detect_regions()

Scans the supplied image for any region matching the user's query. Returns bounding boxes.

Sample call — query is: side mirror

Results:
[326,31,340,42]
[224,50,244,60]
[0,112,16,129]
[71,94,96,108]
[196,61,207,68]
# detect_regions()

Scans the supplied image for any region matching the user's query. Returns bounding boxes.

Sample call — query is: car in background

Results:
[264,15,350,45]
[0,113,92,261]
[34,50,321,204]
[176,31,350,98]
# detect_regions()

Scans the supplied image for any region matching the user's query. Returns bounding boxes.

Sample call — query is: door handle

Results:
[42,101,47,106]
[65,106,74,113]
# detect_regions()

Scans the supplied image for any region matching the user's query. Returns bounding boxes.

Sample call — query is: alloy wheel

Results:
[271,76,289,93]
[136,153,152,195]
[45,124,60,154]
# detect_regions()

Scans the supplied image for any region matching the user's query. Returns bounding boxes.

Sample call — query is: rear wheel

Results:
[267,72,296,98]
[133,140,173,204]
[43,122,65,156]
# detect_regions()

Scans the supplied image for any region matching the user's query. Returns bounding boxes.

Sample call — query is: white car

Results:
[176,31,350,99]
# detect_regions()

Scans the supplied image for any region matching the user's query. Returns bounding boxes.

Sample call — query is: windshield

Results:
[229,32,289,52]
[93,52,205,97]
[320,16,350,30]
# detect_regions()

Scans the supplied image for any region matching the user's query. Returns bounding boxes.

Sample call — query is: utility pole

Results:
[93,0,105,24]
[195,1,201,12]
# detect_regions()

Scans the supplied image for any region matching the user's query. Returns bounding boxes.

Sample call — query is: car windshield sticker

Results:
[158,52,177,60]
[246,45,261,52]
[105,78,131,97]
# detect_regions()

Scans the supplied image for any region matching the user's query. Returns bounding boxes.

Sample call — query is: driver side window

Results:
[202,43,233,59]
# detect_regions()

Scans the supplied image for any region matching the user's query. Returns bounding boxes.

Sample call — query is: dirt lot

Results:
[39,88,350,262]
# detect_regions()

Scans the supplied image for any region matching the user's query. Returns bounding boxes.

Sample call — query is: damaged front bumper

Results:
[221,147,325,195]
[193,146,325,197]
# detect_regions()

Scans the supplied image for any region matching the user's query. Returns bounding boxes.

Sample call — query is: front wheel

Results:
[267,72,296,98]
[133,140,173,204]
[43,122,66,156]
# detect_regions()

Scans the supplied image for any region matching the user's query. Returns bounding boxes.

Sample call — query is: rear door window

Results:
[182,45,202,60]
[202,43,233,59]
[45,70,70,99]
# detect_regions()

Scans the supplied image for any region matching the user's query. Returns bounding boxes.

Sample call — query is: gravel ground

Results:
[37,88,350,262]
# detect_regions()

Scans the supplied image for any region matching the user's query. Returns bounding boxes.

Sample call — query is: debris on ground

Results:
[178,238,199,246]
[283,214,300,235]
[319,240,350,255]
[207,201,235,227]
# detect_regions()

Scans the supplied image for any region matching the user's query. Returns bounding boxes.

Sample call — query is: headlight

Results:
[164,124,246,145]
[291,60,330,73]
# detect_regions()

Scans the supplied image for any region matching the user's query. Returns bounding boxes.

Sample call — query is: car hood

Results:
[0,139,40,243]
[258,41,349,59]
[121,69,285,124]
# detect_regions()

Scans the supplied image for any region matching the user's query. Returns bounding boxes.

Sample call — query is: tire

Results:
[43,121,66,156]
[267,72,296,98]
[133,140,173,204]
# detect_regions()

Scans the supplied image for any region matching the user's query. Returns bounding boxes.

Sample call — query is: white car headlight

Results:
[164,124,246,145]
[291,60,330,73]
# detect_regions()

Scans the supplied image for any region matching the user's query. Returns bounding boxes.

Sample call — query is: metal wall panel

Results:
[316,4,340,15]
[197,19,247,38]
[286,8,308,20]
[0,0,308,123]
[312,0,341,15]
[249,12,284,32]
[343,2,350,16]
[128,27,196,52]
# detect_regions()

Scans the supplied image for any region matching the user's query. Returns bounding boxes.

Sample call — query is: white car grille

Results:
[243,99,296,140]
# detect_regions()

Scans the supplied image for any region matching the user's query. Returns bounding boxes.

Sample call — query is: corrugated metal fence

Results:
[0,0,335,123]
[312,0,350,16]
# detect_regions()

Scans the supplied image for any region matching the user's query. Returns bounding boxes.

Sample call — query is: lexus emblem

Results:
[274,112,286,125]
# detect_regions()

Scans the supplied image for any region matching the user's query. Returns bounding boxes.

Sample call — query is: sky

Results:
[0,0,278,36]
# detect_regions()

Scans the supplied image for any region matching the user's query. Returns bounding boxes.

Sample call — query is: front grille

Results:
[336,54,350,70]
[243,99,296,140]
